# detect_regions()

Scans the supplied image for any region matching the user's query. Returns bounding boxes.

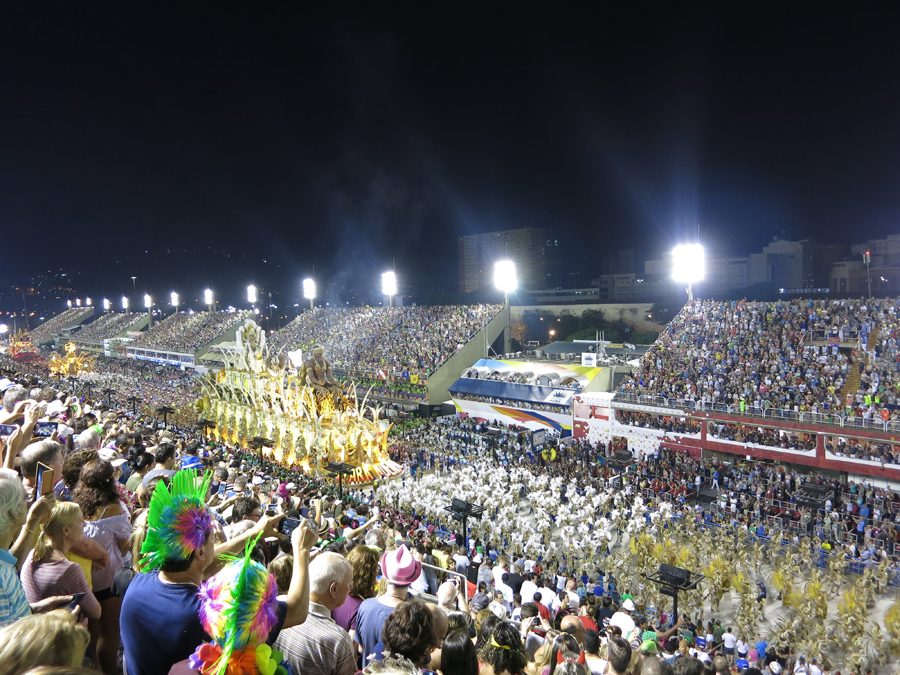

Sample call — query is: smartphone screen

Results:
[218,483,227,495]
[35,462,55,497]
[34,422,57,438]
[278,517,301,536]
[0,424,17,437]
[67,592,86,610]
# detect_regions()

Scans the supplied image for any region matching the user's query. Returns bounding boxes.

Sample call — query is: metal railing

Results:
[612,391,900,433]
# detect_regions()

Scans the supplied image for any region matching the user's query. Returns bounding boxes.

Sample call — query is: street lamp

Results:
[247,284,257,305]
[381,271,397,307]
[204,288,214,312]
[863,250,872,299]
[170,291,180,310]
[671,243,705,303]
[121,296,129,311]
[302,278,316,310]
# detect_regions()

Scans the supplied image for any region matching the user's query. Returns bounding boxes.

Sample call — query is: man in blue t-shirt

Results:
[121,470,316,675]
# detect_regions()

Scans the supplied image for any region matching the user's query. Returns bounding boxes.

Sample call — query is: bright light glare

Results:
[67,300,72,308]
[85,297,92,306]
[246,284,257,304]
[75,298,81,307]
[143,294,152,309]
[302,278,316,300]
[103,298,111,311]
[121,296,129,310]
[170,291,180,307]
[493,260,518,294]
[204,289,214,306]
[0,324,8,335]
[671,243,706,284]
[381,271,397,297]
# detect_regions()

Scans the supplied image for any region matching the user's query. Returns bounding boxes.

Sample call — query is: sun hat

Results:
[98,448,128,468]
[380,544,422,586]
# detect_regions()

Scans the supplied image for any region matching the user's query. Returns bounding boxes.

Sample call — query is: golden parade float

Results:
[49,342,95,378]
[196,320,401,485]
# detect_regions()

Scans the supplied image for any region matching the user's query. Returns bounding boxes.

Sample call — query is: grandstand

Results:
[126,310,253,367]
[26,307,95,346]
[71,312,150,352]
[578,298,900,484]
[269,304,506,403]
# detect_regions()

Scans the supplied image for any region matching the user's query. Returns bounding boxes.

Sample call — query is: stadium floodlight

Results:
[102,298,111,311]
[493,260,518,303]
[170,291,180,309]
[121,296,129,310]
[302,278,316,309]
[204,288,214,310]
[381,271,397,307]
[85,297,92,306]
[247,284,257,304]
[143,294,153,310]
[67,300,73,308]
[0,324,7,335]
[75,298,81,307]
[671,243,705,302]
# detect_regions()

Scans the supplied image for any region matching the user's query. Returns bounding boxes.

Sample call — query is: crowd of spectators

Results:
[707,423,817,452]
[454,393,571,414]
[618,298,900,422]
[269,304,502,378]
[130,311,252,354]
[0,359,897,673]
[614,411,701,435]
[73,313,145,343]
[825,435,900,465]
[27,307,95,345]
[464,368,583,390]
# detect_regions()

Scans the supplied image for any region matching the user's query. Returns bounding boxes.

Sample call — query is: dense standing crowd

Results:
[27,307,95,345]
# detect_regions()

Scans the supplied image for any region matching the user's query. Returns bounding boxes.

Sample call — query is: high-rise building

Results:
[458,227,559,293]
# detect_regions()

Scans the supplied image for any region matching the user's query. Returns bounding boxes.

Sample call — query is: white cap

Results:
[98,448,128,467]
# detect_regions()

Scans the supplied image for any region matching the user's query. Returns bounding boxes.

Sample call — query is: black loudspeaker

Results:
[659,564,690,584]
[452,498,469,512]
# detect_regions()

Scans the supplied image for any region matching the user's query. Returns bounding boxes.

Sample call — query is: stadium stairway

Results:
[840,361,862,402]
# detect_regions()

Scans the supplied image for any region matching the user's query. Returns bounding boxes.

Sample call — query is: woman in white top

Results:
[74,459,132,674]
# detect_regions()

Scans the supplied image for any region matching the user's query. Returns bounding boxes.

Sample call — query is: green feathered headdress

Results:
[140,469,213,571]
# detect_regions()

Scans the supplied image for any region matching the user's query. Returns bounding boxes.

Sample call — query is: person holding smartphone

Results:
[20,501,102,622]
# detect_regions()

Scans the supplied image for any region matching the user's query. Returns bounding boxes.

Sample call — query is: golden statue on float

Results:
[196,320,400,484]
[49,342,95,378]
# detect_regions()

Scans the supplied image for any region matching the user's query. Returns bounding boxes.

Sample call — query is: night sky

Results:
[2,5,899,306]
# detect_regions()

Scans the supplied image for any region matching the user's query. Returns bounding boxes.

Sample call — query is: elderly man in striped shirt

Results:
[275,552,357,675]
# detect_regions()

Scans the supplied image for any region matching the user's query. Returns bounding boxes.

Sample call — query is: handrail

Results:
[612,391,894,433]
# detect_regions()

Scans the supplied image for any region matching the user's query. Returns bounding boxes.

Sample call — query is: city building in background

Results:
[458,227,561,293]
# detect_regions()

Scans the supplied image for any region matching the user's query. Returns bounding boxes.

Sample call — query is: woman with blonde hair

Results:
[333,544,380,632]
[0,609,90,674]
[20,502,101,621]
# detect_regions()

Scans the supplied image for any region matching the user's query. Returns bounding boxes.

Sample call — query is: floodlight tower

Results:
[303,278,316,310]
[493,260,517,354]
[121,296,129,311]
[144,294,153,328]
[246,284,257,305]
[381,271,397,307]
[204,288,214,312]
[671,243,705,303]
[102,298,111,312]
[170,291,180,314]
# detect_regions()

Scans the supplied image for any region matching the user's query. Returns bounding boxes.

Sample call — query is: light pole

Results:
[102,298,111,312]
[247,284,258,313]
[303,278,316,310]
[493,259,517,354]
[121,296,129,311]
[672,243,705,303]
[170,291,180,314]
[130,276,137,305]
[204,288,214,313]
[144,294,153,327]
[863,250,872,299]
[381,271,397,307]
